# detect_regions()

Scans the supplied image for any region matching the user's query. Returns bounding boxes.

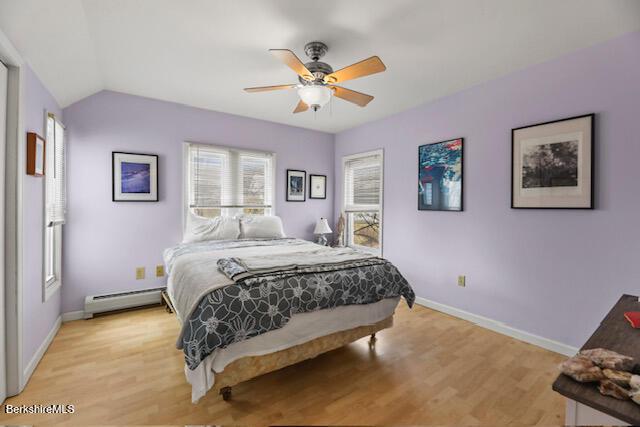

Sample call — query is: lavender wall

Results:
[62,91,334,313]
[335,31,640,348]
[23,65,63,367]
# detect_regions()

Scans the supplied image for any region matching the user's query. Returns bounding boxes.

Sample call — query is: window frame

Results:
[342,149,384,256]
[182,142,277,229]
[43,112,64,301]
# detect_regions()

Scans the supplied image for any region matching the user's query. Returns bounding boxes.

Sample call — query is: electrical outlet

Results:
[156,265,165,277]
[136,267,145,280]
[457,275,466,287]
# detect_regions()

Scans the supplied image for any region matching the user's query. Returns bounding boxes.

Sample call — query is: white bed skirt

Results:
[186,297,400,402]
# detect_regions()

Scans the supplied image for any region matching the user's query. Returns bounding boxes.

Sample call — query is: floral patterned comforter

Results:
[166,239,415,370]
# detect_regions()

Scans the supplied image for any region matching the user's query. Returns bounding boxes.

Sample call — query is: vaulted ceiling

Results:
[1,0,639,133]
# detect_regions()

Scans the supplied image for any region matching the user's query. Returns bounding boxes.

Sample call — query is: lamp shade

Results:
[298,85,332,109]
[314,217,332,235]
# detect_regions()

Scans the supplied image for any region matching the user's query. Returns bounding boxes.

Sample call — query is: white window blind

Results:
[45,113,66,226]
[188,143,274,215]
[344,152,382,212]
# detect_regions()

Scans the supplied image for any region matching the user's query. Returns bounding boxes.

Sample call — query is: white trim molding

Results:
[414,296,578,357]
[61,311,84,323]
[22,316,60,387]
[0,27,26,397]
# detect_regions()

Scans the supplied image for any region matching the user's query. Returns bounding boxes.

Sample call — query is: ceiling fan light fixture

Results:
[297,85,332,111]
[245,41,385,114]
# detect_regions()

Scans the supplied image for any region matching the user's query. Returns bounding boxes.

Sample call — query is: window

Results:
[343,150,383,255]
[186,143,275,219]
[44,113,65,300]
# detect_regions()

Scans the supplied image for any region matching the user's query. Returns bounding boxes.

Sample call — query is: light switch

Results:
[457,275,466,287]
[156,265,165,277]
[136,267,145,280]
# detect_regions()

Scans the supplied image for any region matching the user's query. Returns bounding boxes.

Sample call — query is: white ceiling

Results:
[1,0,639,133]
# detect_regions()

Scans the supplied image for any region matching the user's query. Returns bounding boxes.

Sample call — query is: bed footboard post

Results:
[369,333,377,346]
[220,386,232,401]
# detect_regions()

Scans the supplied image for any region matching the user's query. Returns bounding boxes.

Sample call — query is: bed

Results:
[164,215,415,403]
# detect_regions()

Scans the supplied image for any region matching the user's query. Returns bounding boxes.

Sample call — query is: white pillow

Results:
[239,215,286,239]
[182,213,241,243]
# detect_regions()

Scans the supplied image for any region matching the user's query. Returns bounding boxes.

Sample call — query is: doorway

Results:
[0,59,8,403]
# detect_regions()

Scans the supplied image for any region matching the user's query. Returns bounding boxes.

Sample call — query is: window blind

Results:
[239,154,272,207]
[45,113,66,226]
[188,143,274,211]
[344,153,382,212]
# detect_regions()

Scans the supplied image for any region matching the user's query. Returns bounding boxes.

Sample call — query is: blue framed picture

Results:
[418,138,463,211]
[112,152,158,202]
[286,169,306,202]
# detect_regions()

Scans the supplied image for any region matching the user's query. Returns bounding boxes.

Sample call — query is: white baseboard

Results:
[414,296,578,357]
[22,315,61,386]
[62,310,85,322]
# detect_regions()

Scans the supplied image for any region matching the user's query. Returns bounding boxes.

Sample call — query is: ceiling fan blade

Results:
[324,56,386,84]
[269,49,315,81]
[293,100,308,114]
[330,86,374,107]
[244,84,296,93]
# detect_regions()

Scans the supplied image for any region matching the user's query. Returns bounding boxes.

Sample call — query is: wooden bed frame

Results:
[161,291,393,400]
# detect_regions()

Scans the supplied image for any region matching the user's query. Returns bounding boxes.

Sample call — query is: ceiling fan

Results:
[244,41,386,113]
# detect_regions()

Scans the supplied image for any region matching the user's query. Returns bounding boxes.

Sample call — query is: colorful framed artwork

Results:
[511,114,594,209]
[112,152,158,202]
[418,138,463,211]
[309,174,327,199]
[286,169,306,202]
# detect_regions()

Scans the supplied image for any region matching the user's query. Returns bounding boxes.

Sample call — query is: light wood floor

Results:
[1,303,565,425]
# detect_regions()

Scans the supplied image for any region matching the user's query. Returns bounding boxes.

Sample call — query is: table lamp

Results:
[314,217,332,246]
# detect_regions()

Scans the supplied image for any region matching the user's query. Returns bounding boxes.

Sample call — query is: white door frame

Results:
[0,54,8,405]
[0,28,26,398]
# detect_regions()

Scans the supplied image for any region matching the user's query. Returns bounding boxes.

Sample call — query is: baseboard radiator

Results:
[83,287,166,319]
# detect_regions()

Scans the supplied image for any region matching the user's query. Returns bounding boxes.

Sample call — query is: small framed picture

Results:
[286,169,306,202]
[511,114,594,209]
[309,174,327,199]
[418,138,463,211]
[112,152,158,202]
[26,132,46,176]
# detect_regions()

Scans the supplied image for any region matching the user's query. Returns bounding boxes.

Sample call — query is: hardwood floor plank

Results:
[0,303,564,425]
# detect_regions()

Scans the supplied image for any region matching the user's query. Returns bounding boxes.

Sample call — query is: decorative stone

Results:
[630,375,640,390]
[580,348,635,371]
[630,389,640,406]
[603,368,633,387]
[598,379,630,400]
[559,355,606,382]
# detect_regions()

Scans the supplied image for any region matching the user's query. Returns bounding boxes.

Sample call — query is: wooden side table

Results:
[552,294,640,425]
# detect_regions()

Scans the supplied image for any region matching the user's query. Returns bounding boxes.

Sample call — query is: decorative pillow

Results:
[238,215,286,239]
[182,213,240,243]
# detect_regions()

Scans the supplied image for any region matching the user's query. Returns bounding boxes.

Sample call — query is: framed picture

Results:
[511,114,594,209]
[286,169,306,202]
[418,138,463,211]
[26,132,45,176]
[309,174,327,199]
[112,152,158,202]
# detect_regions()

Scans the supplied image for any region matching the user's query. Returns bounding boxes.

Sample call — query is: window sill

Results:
[43,279,61,302]
[348,244,381,256]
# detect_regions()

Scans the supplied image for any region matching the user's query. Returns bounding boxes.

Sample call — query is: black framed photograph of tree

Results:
[511,114,594,209]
